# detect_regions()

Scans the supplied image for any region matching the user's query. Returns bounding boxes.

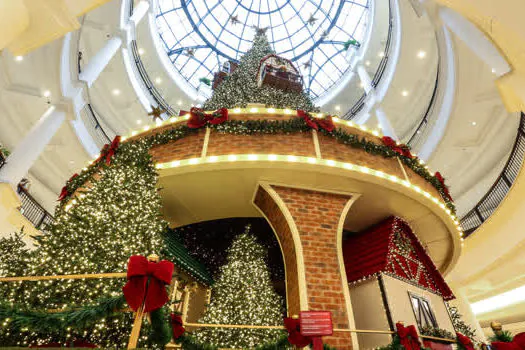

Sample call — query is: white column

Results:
[129,1,149,26]
[375,107,398,140]
[0,106,65,186]
[439,7,511,77]
[79,36,122,87]
[357,65,374,95]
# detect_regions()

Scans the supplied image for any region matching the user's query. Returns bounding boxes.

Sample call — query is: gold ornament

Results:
[491,321,503,335]
[147,253,159,263]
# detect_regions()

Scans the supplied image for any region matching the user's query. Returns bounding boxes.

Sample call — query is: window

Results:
[409,293,438,329]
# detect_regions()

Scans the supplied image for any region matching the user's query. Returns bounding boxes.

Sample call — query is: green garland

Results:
[59,118,455,215]
[420,326,455,343]
[0,296,126,336]
[489,331,513,343]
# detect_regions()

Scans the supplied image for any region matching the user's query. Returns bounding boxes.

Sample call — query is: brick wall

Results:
[149,130,206,162]
[255,184,354,349]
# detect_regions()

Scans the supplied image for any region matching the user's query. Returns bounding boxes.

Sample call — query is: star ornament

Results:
[185,48,195,57]
[252,25,269,36]
[307,14,318,26]
[148,105,167,122]
[230,14,239,25]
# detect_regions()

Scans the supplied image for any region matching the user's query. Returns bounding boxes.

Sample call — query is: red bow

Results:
[396,323,421,350]
[95,136,121,166]
[284,317,312,347]
[435,172,453,201]
[298,110,335,132]
[122,255,174,312]
[382,136,413,158]
[457,333,475,350]
[57,173,79,201]
[492,332,525,350]
[171,313,186,340]
[187,107,228,129]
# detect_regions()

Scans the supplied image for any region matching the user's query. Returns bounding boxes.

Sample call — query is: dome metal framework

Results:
[155,0,370,100]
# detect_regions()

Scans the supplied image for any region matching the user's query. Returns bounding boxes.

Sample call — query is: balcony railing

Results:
[17,185,55,232]
[460,112,525,237]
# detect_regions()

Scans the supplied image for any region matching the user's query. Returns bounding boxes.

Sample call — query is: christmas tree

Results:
[203,33,318,112]
[194,226,285,348]
[0,140,167,347]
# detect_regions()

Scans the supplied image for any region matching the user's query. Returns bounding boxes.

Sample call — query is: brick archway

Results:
[253,182,358,350]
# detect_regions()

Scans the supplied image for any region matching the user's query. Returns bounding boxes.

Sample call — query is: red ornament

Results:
[381,136,413,158]
[170,313,186,340]
[396,323,421,350]
[284,317,312,347]
[122,255,174,312]
[456,333,475,350]
[492,332,525,350]
[187,107,228,129]
[297,110,335,132]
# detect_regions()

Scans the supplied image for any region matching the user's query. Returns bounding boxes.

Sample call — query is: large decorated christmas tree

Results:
[0,141,167,347]
[203,32,318,112]
[194,226,285,348]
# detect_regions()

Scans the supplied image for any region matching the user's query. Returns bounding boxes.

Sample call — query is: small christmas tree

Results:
[203,33,318,112]
[194,226,285,348]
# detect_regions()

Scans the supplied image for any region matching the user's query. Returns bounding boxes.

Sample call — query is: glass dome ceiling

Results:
[155,0,370,100]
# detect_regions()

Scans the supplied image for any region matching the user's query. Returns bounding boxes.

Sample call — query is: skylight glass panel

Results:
[156,0,370,100]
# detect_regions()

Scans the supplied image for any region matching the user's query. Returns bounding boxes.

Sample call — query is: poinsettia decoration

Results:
[297,110,335,132]
[382,136,413,159]
[187,107,228,129]
[434,172,453,201]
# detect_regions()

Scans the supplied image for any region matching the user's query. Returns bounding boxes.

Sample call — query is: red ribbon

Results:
[435,171,453,201]
[171,313,186,340]
[57,173,79,201]
[457,333,475,350]
[382,136,413,158]
[122,255,174,313]
[298,110,335,132]
[492,332,525,350]
[95,136,121,166]
[396,323,421,350]
[284,317,312,347]
[187,107,228,129]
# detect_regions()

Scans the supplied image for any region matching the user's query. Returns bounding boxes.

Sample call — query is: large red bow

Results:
[297,110,335,132]
[187,107,228,129]
[492,332,525,350]
[435,172,453,201]
[382,136,413,158]
[57,173,79,201]
[95,136,121,166]
[171,313,186,340]
[122,255,174,313]
[457,333,475,350]
[284,317,312,347]
[396,323,421,350]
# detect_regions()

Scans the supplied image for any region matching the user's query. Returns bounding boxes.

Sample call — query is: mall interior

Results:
[0,0,524,349]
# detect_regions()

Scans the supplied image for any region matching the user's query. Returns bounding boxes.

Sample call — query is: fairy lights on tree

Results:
[194,226,285,348]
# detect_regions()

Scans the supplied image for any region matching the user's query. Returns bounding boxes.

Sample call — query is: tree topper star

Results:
[230,14,240,25]
[252,25,269,36]
[307,14,318,26]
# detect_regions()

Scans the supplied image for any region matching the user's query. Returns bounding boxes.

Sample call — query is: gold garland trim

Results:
[0,272,127,282]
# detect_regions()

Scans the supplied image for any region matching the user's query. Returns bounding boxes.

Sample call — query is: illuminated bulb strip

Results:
[122,108,383,141]
[155,154,461,235]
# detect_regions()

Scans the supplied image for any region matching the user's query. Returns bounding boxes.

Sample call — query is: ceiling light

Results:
[15,56,24,62]
[417,50,426,59]
[112,89,121,96]
[472,121,477,126]
[365,60,371,66]
[401,90,409,97]
[491,68,496,74]
[136,120,142,125]
[177,100,182,106]
[138,48,145,55]
[43,90,51,97]
[359,82,364,88]
[472,285,525,315]
[335,105,341,111]
[378,52,385,58]
[155,77,162,84]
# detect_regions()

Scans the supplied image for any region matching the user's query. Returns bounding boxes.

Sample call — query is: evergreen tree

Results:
[194,226,285,348]
[0,140,167,347]
[203,33,318,112]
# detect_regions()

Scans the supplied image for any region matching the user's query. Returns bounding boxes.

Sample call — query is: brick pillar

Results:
[254,184,356,350]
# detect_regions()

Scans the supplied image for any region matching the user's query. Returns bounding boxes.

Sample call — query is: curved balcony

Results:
[460,113,525,237]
